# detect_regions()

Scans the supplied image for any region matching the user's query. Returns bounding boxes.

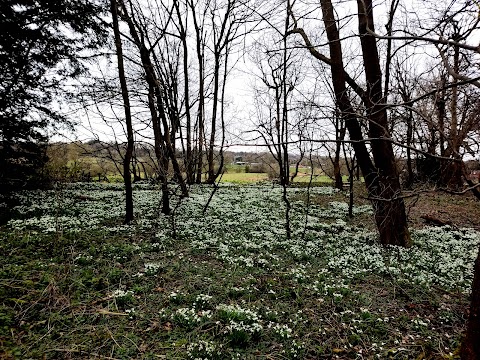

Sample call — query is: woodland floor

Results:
[0,181,479,359]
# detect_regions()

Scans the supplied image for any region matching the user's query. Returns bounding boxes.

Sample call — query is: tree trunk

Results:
[174,2,194,185]
[149,83,171,215]
[333,151,343,190]
[111,0,134,224]
[119,0,188,199]
[438,41,463,190]
[190,3,205,184]
[405,107,414,188]
[333,113,345,191]
[281,11,290,187]
[160,156,170,215]
[356,0,411,246]
[319,0,411,247]
[213,46,230,181]
[461,245,480,360]
[206,57,221,184]
[439,158,464,190]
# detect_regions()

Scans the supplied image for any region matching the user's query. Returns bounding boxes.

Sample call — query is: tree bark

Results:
[356,0,411,247]
[119,0,188,201]
[317,0,411,247]
[333,111,345,191]
[206,56,221,183]
[461,245,480,360]
[174,1,194,185]
[439,39,463,190]
[189,0,205,184]
[111,0,134,224]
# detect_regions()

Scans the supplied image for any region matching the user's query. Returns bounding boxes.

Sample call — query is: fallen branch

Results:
[420,214,452,227]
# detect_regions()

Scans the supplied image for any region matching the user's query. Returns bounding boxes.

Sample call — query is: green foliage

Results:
[0,0,107,193]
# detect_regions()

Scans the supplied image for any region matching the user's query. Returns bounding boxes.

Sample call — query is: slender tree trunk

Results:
[405,108,414,187]
[196,102,204,184]
[119,0,171,213]
[440,41,463,190]
[213,47,229,181]
[397,81,415,188]
[207,57,221,184]
[148,83,171,215]
[174,2,194,184]
[461,245,480,360]
[111,0,134,224]
[274,86,285,185]
[333,112,345,190]
[281,8,290,186]
[190,4,205,184]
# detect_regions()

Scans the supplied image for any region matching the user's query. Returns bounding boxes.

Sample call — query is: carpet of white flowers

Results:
[1,182,479,359]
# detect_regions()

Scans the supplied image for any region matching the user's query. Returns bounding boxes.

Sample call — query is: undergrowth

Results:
[0,182,477,359]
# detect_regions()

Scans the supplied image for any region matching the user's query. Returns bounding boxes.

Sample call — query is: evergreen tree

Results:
[0,0,106,192]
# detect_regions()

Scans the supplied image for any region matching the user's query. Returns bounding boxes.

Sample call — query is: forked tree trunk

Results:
[461,246,480,360]
[357,0,411,247]
[119,0,188,201]
[148,83,171,215]
[318,0,411,247]
[367,174,410,246]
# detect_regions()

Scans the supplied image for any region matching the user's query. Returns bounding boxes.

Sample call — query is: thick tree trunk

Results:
[461,246,480,360]
[439,158,464,190]
[368,175,410,246]
[111,0,134,224]
[319,0,411,247]
[357,0,411,246]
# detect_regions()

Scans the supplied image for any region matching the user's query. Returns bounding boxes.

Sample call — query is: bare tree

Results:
[111,0,134,224]
[118,0,189,214]
[288,0,411,246]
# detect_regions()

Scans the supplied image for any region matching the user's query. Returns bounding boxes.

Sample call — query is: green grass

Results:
[292,174,336,183]
[220,172,337,184]
[220,172,269,183]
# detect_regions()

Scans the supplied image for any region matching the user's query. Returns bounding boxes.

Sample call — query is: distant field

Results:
[220,172,269,183]
[64,159,354,185]
[220,172,341,184]
[103,173,342,184]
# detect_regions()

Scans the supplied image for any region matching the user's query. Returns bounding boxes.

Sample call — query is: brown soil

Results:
[406,191,480,230]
